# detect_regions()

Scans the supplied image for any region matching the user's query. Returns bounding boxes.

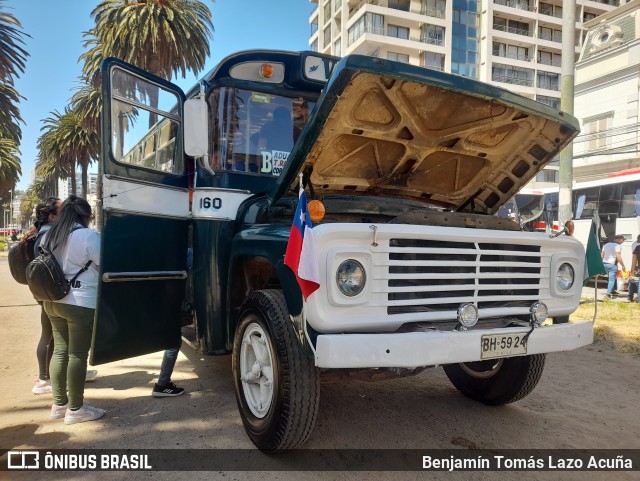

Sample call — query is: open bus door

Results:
[91,59,190,365]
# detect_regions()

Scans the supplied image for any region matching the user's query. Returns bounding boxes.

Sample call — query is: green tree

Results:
[0,0,29,202]
[71,79,102,134]
[77,1,214,133]
[19,178,51,225]
[0,0,29,82]
[0,137,21,192]
[38,107,99,198]
[0,83,23,143]
[88,0,214,81]
[75,32,103,133]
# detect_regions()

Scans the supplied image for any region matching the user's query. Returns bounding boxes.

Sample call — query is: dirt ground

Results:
[0,258,639,481]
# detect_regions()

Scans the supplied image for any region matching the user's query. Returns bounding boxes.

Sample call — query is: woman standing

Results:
[41,195,104,424]
[28,198,60,394]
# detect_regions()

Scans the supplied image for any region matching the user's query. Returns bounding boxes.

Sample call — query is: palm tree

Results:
[0,0,29,196]
[0,137,21,192]
[38,107,99,198]
[78,1,213,132]
[89,0,214,82]
[0,0,29,81]
[0,82,23,143]
[71,79,102,134]
[79,30,103,87]
[39,111,75,194]
[19,178,50,225]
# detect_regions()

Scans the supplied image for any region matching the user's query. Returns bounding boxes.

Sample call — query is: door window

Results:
[110,67,183,174]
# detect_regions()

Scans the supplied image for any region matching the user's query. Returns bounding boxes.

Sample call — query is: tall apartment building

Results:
[309,0,624,110]
[57,173,99,220]
[57,173,98,199]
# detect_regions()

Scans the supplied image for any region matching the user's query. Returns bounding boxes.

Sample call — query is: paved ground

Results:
[0,254,639,481]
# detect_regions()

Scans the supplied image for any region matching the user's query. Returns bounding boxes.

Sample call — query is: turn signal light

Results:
[308,200,326,223]
[565,220,575,236]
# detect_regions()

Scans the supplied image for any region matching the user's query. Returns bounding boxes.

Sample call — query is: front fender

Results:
[230,225,310,350]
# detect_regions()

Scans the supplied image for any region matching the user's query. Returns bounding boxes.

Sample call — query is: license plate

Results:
[480,333,528,359]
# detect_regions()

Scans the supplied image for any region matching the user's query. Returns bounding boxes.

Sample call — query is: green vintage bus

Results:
[92,50,591,451]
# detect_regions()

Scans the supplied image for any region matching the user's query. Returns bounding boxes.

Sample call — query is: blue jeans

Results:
[603,262,618,294]
[158,341,181,386]
[628,279,639,302]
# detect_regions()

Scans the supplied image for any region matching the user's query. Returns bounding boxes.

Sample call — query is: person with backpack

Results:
[29,198,61,394]
[9,197,62,394]
[39,195,104,425]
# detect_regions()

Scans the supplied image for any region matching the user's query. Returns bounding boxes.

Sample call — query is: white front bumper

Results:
[314,321,593,369]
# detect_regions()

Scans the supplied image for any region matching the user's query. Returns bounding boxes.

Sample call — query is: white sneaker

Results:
[33,379,52,395]
[64,404,105,425]
[85,370,98,382]
[50,403,68,419]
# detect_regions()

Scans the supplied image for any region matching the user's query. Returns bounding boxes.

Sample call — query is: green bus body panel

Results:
[191,221,305,355]
[231,226,303,311]
[91,212,188,365]
[192,219,234,355]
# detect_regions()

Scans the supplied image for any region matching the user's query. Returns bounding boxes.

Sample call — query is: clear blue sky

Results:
[10,0,316,190]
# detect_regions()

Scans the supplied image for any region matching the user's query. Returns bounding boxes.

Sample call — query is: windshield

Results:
[208,87,315,175]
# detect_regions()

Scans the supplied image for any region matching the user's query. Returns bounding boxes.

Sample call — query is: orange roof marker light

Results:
[308,200,326,223]
[260,63,274,79]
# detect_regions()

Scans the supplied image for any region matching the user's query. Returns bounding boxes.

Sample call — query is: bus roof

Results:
[575,170,640,190]
[607,167,640,178]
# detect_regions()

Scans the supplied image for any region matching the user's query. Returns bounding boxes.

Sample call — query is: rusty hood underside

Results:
[274,55,579,215]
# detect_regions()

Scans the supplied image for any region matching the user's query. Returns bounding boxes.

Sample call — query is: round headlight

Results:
[336,259,366,297]
[457,303,479,328]
[557,263,575,291]
[530,302,548,324]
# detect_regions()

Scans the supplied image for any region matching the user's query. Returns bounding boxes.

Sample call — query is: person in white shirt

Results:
[601,234,626,298]
[41,195,104,425]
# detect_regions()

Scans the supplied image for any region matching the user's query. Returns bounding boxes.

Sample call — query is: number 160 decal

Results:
[200,197,222,209]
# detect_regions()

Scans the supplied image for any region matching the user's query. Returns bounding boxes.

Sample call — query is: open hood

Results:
[272,55,579,215]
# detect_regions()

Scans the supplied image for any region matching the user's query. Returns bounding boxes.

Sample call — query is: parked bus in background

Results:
[522,168,640,266]
[573,168,640,267]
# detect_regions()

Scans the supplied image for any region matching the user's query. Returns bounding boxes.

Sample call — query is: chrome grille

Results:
[385,238,542,315]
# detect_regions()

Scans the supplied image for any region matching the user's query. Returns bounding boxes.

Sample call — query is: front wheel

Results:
[443,354,546,406]
[232,289,320,451]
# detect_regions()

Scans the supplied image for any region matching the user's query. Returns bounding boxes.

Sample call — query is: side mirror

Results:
[184,97,208,157]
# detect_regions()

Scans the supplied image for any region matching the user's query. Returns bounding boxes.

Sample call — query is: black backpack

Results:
[8,236,37,285]
[26,236,92,302]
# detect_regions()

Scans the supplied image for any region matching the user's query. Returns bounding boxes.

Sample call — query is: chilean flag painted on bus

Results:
[284,187,320,299]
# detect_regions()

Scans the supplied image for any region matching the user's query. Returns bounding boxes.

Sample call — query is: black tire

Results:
[232,289,320,451]
[443,354,546,406]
